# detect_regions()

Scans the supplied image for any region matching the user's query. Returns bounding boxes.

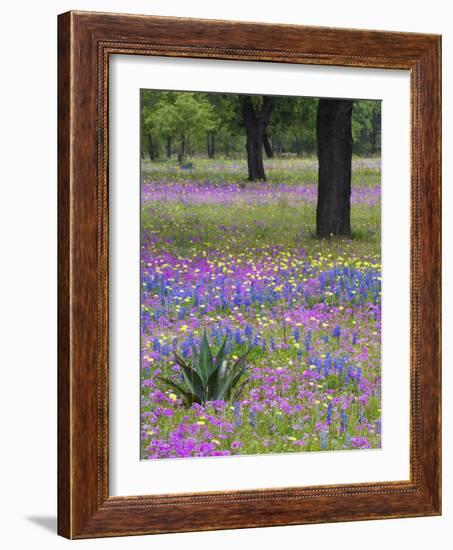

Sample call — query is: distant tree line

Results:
[141,91,381,166]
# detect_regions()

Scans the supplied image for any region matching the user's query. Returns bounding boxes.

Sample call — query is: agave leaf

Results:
[174,350,204,380]
[191,344,199,364]
[231,364,248,390]
[213,359,229,398]
[225,366,246,401]
[206,367,221,401]
[232,346,253,370]
[173,351,191,370]
[197,329,214,383]
[155,376,194,403]
[226,348,252,395]
[181,366,205,402]
[214,335,228,372]
[216,369,235,401]
[170,338,252,405]
[207,364,221,386]
[232,376,251,401]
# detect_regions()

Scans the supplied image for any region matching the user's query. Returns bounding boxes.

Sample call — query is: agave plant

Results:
[158,330,251,405]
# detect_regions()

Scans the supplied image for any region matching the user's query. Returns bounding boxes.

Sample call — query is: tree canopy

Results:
[141,90,381,162]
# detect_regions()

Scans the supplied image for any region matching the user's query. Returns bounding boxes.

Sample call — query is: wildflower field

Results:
[140,157,381,459]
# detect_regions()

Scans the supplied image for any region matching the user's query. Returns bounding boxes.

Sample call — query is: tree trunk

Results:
[241,96,273,181]
[262,133,274,158]
[177,135,186,164]
[166,137,172,159]
[207,132,215,159]
[316,99,353,238]
[147,133,156,161]
[371,110,380,155]
[294,136,303,157]
[246,131,266,180]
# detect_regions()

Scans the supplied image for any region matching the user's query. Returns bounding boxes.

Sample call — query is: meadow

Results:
[140,157,381,459]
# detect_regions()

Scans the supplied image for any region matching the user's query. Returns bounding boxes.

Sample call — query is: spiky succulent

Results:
[158,330,251,405]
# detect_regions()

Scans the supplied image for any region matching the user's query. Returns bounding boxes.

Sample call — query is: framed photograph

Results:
[58,11,441,539]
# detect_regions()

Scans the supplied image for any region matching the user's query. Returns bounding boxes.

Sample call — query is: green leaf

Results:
[233,376,251,401]
[181,366,205,402]
[213,359,229,398]
[232,346,253,370]
[206,367,220,401]
[170,337,252,405]
[155,376,194,403]
[231,364,248,390]
[173,351,189,369]
[214,335,228,371]
[191,344,199,364]
[216,369,235,401]
[197,329,214,383]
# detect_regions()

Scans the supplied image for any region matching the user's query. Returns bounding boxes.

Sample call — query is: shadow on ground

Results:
[26,516,57,534]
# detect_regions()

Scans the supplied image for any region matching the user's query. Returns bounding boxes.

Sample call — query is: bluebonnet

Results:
[161,343,171,357]
[331,324,341,339]
[304,330,312,352]
[326,402,333,426]
[234,402,242,427]
[270,336,275,351]
[249,410,257,428]
[356,367,362,384]
[341,411,348,432]
[234,328,242,345]
[152,337,161,352]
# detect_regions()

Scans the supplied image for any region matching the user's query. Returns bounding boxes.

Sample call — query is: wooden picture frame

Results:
[58,10,441,539]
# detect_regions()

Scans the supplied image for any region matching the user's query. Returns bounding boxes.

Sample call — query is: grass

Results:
[142,156,381,187]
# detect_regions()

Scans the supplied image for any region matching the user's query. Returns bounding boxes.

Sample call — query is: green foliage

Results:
[141,91,219,161]
[352,101,381,155]
[158,330,251,405]
[141,90,381,160]
[268,97,318,156]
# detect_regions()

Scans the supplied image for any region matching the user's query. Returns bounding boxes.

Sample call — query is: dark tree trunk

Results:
[294,136,303,157]
[166,137,172,159]
[241,96,273,181]
[207,132,216,159]
[147,132,156,161]
[246,130,266,180]
[177,135,186,164]
[371,110,380,155]
[316,98,353,238]
[262,133,274,158]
